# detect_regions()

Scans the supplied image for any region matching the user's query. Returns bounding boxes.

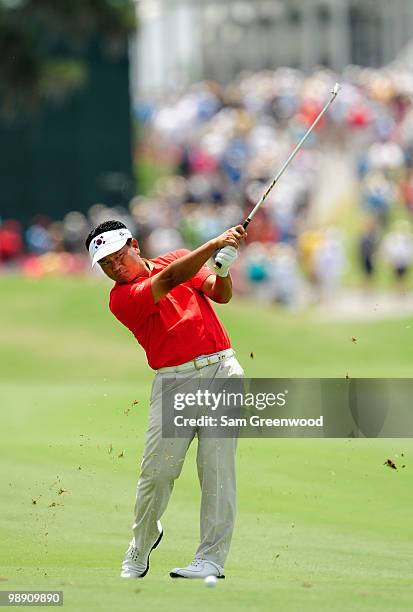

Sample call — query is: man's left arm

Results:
[200,274,232,304]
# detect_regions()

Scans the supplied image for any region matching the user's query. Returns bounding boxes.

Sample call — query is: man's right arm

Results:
[150,225,247,303]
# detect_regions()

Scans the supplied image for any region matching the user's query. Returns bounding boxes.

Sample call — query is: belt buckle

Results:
[207,354,220,365]
[194,356,208,370]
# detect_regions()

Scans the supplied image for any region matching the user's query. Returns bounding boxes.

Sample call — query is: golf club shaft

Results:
[214,83,340,268]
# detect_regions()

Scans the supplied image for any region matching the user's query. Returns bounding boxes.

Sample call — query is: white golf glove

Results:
[213,245,238,277]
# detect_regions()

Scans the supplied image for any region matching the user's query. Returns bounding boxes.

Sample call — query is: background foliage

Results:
[0,0,135,118]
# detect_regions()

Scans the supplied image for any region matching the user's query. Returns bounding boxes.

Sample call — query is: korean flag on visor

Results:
[89,229,133,267]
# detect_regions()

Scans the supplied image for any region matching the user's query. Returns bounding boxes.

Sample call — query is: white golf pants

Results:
[130,353,244,568]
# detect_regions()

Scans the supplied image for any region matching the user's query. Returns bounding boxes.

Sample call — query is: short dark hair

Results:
[85,220,127,251]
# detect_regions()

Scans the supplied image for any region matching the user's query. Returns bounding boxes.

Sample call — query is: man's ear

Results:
[131,238,140,255]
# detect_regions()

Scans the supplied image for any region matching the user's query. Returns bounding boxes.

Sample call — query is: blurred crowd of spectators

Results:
[2,64,413,303]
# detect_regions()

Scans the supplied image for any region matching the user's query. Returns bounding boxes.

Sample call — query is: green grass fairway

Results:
[1,276,412,611]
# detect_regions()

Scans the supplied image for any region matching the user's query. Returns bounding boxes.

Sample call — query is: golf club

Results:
[214,82,341,269]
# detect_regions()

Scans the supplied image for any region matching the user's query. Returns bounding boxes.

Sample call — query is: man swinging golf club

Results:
[85,83,340,580]
[85,220,247,579]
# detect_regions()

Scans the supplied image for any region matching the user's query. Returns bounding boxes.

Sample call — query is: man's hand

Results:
[211,225,247,276]
[212,225,247,250]
[214,246,238,277]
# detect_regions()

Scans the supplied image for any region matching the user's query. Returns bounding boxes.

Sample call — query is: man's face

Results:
[98,239,147,284]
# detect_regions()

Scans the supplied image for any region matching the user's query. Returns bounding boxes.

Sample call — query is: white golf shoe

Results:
[170,558,225,579]
[120,521,163,578]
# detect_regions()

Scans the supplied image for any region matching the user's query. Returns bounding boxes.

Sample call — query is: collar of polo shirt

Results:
[89,228,133,267]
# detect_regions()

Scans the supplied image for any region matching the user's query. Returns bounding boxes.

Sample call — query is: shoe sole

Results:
[137,528,164,578]
[169,572,225,579]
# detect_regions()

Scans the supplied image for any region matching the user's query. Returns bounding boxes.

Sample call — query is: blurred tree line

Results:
[0,0,136,119]
[0,0,136,223]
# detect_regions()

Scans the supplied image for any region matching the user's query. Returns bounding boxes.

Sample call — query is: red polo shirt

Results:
[109,249,231,370]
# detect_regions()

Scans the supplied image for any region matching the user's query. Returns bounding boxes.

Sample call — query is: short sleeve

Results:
[109,278,158,331]
[190,265,215,290]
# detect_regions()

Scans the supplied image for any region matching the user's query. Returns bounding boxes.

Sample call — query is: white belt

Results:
[156,349,234,374]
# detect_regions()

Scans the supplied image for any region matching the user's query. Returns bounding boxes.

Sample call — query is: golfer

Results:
[85,220,246,579]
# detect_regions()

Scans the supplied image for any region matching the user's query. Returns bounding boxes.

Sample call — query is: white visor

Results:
[88,228,133,267]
